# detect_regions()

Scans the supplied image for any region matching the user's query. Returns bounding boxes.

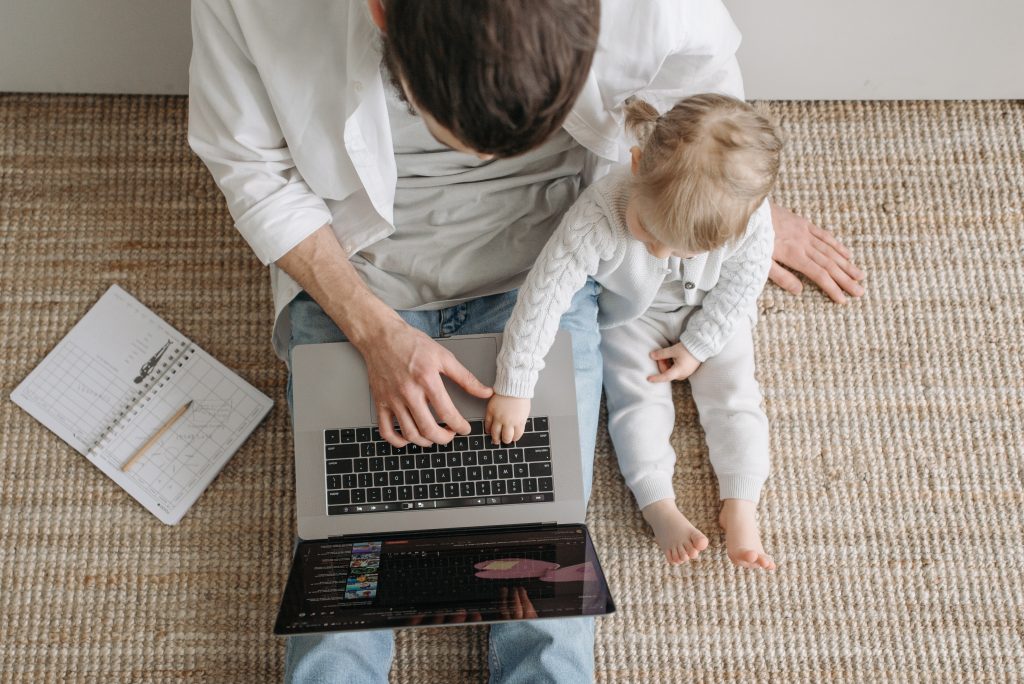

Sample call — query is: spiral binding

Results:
[87,342,194,455]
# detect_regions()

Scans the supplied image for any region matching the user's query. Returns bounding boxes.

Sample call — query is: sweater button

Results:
[684,282,695,289]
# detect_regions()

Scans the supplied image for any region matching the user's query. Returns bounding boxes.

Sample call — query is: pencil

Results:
[121,399,193,472]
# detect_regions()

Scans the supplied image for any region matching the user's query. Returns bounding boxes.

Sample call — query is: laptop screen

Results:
[274,524,614,634]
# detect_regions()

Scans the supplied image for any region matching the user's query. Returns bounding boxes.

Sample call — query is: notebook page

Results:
[88,344,273,525]
[11,284,189,454]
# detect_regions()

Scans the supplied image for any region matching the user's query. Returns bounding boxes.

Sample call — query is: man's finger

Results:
[768,262,803,295]
[391,404,426,447]
[441,355,493,400]
[407,397,453,446]
[423,379,465,442]
[377,406,408,447]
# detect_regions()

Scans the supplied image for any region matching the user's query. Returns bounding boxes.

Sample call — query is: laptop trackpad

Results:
[370,336,498,424]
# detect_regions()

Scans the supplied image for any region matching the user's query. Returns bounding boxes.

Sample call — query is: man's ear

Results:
[368,0,386,31]
[630,146,642,175]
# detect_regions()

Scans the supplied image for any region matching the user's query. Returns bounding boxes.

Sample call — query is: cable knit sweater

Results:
[494,168,774,399]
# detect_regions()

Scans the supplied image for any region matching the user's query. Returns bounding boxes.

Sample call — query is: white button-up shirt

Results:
[188,0,745,357]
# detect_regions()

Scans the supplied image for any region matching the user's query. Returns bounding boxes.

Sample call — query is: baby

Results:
[488,93,781,569]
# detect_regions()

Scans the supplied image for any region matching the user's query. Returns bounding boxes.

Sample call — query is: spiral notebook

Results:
[11,284,273,524]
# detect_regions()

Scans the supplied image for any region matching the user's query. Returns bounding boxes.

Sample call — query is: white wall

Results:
[0,0,1021,99]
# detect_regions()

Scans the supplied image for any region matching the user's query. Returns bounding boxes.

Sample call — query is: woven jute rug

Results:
[1,95,1022,683]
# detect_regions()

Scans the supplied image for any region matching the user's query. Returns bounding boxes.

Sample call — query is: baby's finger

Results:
[513,423,525,443]
[647,367,681,383]
[501,423,516,445]
[649,347,674,360]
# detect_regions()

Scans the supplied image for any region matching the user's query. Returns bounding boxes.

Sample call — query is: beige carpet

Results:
[1,95,1022,683]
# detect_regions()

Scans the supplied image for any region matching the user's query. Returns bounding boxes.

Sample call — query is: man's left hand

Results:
[769,201,866,304]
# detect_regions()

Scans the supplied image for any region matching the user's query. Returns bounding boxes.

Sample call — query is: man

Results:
[188,1,864,681]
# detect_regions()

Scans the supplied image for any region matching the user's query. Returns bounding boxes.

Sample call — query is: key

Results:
[533,417,548,431]
[462,452,477,466]
[392,444,407,455]
[373,472,388,487]
[508,479,522,494]
[460,482,475,497]
[358,473,373,488]
[492,480,507,494]
[453,437,469,451]
[515,432,549,447]
[352,489,366,503]
[432,453,446,468]
[401,455,415,470]
[494,450,509,464]
[413,470,428,484]
[360,443,375,457]
[389,471,404,485]
[483,465,497,480]
[342,474,357,489]
[524,447,551,462]
[508,448,524,463]
[416,454,431,469]
[398,485,413,500]
[523,478,537,492]
[406,443,422,454]
[452,467,467,482]
[469,420,484,435]
[326,460,346,474]
[469,436,485,451]
[375,441,391,456]
[340,429,356,443]
[429,484,444,499]
[383,487,397,501]
[539,477,553,492]
[478,451,493,465]
[436,468,451,483]
[476,481,491,496]
[328,490,350,505]
[372,427,383,441]
[414,485,429,500]
[513,464,528,478]
[384,456,399,471]
[447,453,462,467]
[326,444,358,458]
[524,418,533,432]
[327,475,342,490]
[467,466,482,481]
[498,465,513,479]
[356,428,371,442]
[445,483,459,498]
[529,462,552,477]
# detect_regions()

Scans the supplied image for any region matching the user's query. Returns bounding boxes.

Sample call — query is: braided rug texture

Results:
[1,95,1022,683]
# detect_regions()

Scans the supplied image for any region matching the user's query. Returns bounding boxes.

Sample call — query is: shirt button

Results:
[684,282,695,290]
[354,81,364,92]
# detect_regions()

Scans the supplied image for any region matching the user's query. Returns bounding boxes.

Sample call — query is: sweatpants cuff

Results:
[718,474,766,503]
[631,475,677,510]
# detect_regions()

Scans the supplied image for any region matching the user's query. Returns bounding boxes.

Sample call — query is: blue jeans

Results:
[283,282,602,684]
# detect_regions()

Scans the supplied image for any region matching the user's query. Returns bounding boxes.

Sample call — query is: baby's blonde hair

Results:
[624,93,782,253]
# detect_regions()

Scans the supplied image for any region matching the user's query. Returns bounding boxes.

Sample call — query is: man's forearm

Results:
[275,224,401,349]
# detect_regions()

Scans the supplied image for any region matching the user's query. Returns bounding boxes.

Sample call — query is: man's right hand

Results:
[358,317,493,448]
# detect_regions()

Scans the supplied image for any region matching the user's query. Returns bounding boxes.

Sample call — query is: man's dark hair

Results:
[382,0,600,158]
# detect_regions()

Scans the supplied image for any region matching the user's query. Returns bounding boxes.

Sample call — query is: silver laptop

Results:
[275,332,614,634]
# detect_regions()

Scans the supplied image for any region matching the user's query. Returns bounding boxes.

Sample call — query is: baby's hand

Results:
[486,394,531,444]
[648,342,701,382]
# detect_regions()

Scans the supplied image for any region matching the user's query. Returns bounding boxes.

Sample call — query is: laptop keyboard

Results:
[324,418,554,515]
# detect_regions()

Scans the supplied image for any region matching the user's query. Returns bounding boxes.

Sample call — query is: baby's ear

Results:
[630,146,642,175]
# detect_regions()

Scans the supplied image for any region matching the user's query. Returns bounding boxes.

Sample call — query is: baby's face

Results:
[625,196,696,260]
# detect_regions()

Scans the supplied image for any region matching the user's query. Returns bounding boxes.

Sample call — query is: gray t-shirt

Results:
[350,76,587,311]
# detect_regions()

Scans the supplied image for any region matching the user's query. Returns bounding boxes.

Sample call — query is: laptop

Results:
[274,331,615,634]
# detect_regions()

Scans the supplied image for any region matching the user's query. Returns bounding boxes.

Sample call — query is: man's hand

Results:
[769,202,865,304]
[360,318,493,448]
[485,394,532,444]
[648,342,700,383]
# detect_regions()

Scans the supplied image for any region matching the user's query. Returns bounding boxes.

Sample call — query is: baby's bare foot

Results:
[719,499,776,570]
[641,499,709,565]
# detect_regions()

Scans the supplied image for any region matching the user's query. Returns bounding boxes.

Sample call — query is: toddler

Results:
[488,93,781,569]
